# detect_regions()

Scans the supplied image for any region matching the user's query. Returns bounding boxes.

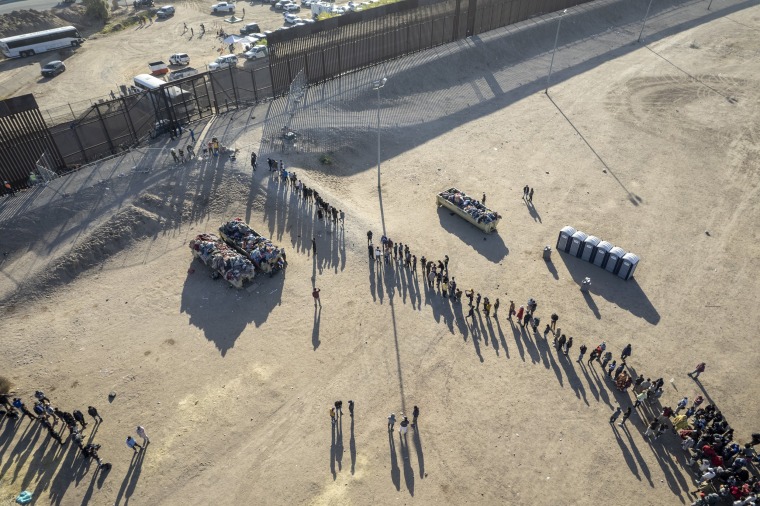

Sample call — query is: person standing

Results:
[465,306,475,320]
[556,334,566,352]
[587,348,599,365]
[189,128,195,143]
[73,409,87,429]
[688,362,706,378]
[564,336,573,356]
[618,407,632,427]
[508,300,515,319]
[601,351,613,369]
[550,313,558,332]
[250,151,257,171]
[493,298,500,317]
[522,185,529,199]
[329,407,336,425]
[335,400,343,416]
[388,413,396,431]
[516,306,525,324]
[614,363,625,380]
[399,416,409,435]
[136,425,150,445]
[126,436,142,453]
[577,344,587,363]
[348,400,354,418]
[475,293,481,310]
[87,406,103,423]
[367,230,373,245]
[482,193,486,205]
[528,188,534,202]
[609,407,622,424]
[621,344,632,362]
[607,360,617,378]
[412,406,419,429]
[312,287,321,308]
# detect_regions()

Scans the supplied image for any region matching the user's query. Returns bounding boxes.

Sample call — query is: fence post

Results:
[250,68,259,103]
[121,96,139,145]
[207,72,219,113]
[93,103,116,155]
[228,64,240,109]
[70,123,89,164]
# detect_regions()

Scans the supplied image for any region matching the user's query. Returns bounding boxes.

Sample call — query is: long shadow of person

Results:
[399,431,414,496]
[468,318,484,363]
[389,430,400,491]
[507,318,525,361]
[493,317,509,359]
[349,415,356,475]
[335,414,344,472]
[412,428,425,479]
[613,424,640,480]
[312,306,321,351]
[368,261,377,302]
[123,444,146,502]
[621,425,654,486]
[330,420,337,480]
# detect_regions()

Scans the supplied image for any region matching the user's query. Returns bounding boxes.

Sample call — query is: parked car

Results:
[274,0,293,10]
[301,0,313,6]
[283,13,299,23]
[211,1,235,13]
[243,45,268,60]
[133,0,153,8]
[208,54,238,70]
[282,3,300,11]
[156,5,175,17]
[41,60,65,77]
[169,53,190,65]
[240,22,261,35]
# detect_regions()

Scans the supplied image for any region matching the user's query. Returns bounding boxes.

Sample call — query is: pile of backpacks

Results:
[440,189,499,224]
[219,218,285,273]
[189,233,256,288]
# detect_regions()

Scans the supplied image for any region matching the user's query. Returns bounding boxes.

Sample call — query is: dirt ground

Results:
[1,0,760,505]
[0,0,295,110]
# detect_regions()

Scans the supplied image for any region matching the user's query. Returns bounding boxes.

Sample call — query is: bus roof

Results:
[0,26,79,44]
[134,74,167,90]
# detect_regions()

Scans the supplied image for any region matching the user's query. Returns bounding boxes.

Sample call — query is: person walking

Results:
[609,407,622,424]
[412,405,419,429]
[601,351,613,369]
[587,348,599,365]
[516,306,525,324]
[367,230,373,245]
[607,360,617,378]
[126,436,142,453]
[73,409,87,429]
[522,185,529,199]
[388,413,396,431]
[187,144,195,159]
[550,313,558,332]
[688,362,706,378]
[312,287,321,307]
[399,416,409,435]
[136,425,150,445]
[250,151,257,171]
[170,148,179,163]
[564,336,573,356]
[621,344,632,362]
[618,407,632,427]
[508,300,515,319]
[577,344,587,363]
[87,406,103,423]
[465,306,475,320]
[348,400,354,418]
[556,334,566,352]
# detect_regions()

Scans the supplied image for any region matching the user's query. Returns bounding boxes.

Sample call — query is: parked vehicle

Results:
[156,5,175,17]
[133,0,153,7]
[168,67,198,81]
[282,3,300,11]
[208,54,238,70]
[436,187,501,233]
[40,60,66,77]
[169,52,189,65]
[211,1,235,13]
[301,0,313,6]
[243,45,268,59]
[240,22,261,35]
[283,13,299,23]
[0,26,84,59]
[274,0,294,10]
[148,61,169,75]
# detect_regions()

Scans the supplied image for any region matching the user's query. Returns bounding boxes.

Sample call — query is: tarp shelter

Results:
[223,34,244,45]
[605,246,627,274]
[593,241,613,268]
[581,235,601,262]
[617,252,640,280]
[557,226,576,253]
[569,230,588,257]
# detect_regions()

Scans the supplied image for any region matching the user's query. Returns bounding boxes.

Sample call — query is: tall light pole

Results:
[707,0,715,10]
[545,9,567,94]
[372,77,387,190]
[638,0,655,42]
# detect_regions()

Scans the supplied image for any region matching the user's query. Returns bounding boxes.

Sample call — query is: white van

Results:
[244,46,268,60]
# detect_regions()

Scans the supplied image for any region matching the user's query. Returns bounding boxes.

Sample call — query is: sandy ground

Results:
[2,0,760,504]
[0,0,294,112]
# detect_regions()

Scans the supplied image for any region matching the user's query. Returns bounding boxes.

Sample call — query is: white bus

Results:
[133,74,196,116]
[0,26,84,59]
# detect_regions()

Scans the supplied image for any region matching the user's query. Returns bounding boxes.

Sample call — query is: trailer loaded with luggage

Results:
[219,218,286,274]
[436,187,501,233]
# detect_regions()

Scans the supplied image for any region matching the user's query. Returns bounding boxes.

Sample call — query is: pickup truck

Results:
[168,67,198,81]
[148,61,169,75]
[436,187,501,233]
[211,1,235,13]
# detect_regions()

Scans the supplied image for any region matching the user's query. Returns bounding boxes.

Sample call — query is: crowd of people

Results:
[0,388,153,482]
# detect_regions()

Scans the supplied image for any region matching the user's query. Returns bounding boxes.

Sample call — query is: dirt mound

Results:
[3,202,162,305]
[0,4,91,38]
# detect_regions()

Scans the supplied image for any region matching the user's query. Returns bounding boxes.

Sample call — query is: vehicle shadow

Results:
[436,207,508,263]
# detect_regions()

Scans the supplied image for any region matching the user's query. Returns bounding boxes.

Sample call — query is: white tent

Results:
[222,34,244,45]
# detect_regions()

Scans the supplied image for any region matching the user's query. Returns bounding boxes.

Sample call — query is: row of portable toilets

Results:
[556,226,639,281]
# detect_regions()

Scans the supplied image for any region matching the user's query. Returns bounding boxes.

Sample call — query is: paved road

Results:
[0,0,64,16]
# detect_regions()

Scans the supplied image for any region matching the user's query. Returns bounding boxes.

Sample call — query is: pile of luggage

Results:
[189,233,256,288]
[219,218,285,274]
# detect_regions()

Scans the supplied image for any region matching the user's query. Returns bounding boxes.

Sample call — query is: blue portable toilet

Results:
[605,246,626,274]
[617,252,640,280]
[556,226,576,253]
[569,231,588,257]
[581,235,600,262]
[593,241,613,268]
